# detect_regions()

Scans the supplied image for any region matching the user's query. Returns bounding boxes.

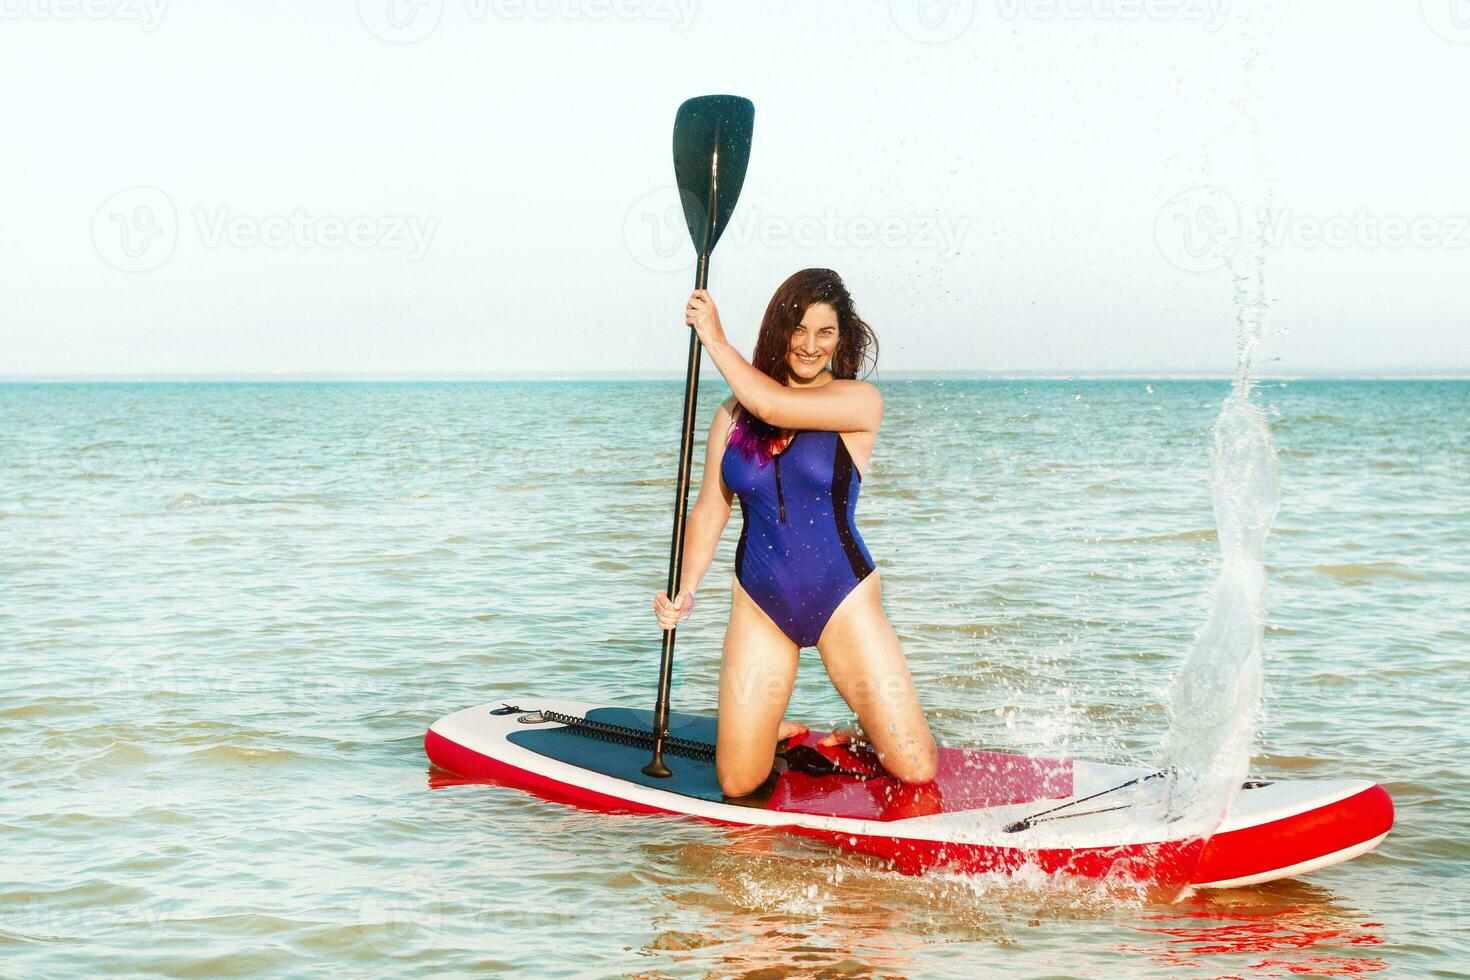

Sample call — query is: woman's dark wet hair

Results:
[728,268,878,463]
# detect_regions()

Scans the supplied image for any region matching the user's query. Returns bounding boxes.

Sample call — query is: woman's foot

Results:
[777,720,862,746]
[776,719,809,742]
[817,724,861,748]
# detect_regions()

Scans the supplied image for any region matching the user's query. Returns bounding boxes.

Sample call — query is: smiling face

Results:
[786,302,839,382]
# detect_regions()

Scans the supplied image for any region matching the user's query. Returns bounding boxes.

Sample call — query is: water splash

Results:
[1159,372,1280,837]
[1160,28,1281,837]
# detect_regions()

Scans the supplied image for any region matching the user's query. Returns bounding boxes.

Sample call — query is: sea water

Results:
[1,378,1466,976]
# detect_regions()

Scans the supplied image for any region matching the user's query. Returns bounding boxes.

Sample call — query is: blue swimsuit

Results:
[720,414,876,648]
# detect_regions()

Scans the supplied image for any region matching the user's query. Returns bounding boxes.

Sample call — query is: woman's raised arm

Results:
[686,289,882,433]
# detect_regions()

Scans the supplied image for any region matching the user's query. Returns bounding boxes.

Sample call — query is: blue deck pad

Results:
[505,706,734,804]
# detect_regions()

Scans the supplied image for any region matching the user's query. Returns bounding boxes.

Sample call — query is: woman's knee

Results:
[717,761,770,798]
[882,733,939,785]
[894,754,939,785]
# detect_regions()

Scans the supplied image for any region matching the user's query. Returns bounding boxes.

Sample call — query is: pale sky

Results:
[2,0,1466,378]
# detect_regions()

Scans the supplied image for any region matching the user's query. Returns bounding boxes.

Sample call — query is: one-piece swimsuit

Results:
[720,412,876,648]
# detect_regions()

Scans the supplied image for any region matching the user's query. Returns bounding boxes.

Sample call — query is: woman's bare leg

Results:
[716,579,801,797]
[816,571,938,784]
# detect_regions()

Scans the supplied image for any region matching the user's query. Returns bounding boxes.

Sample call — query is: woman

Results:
[651,268,938,798]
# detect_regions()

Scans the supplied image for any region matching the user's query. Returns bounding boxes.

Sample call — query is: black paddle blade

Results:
[672,94,754,258]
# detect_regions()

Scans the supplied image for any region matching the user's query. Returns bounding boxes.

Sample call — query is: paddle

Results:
[643,95,756,778]
[518,706,884,781]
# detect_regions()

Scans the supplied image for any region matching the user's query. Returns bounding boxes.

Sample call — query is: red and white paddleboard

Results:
[425,698,1393,889]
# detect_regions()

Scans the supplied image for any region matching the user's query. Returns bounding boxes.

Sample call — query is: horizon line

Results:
[2,370,1469,383]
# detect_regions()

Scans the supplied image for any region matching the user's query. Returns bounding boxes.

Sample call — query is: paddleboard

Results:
[425,697,1392,889]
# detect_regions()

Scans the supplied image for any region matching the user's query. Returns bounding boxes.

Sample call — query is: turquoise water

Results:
[2,379,1465,977]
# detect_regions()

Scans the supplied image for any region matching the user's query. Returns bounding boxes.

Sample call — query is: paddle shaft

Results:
[644,255,712,777]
